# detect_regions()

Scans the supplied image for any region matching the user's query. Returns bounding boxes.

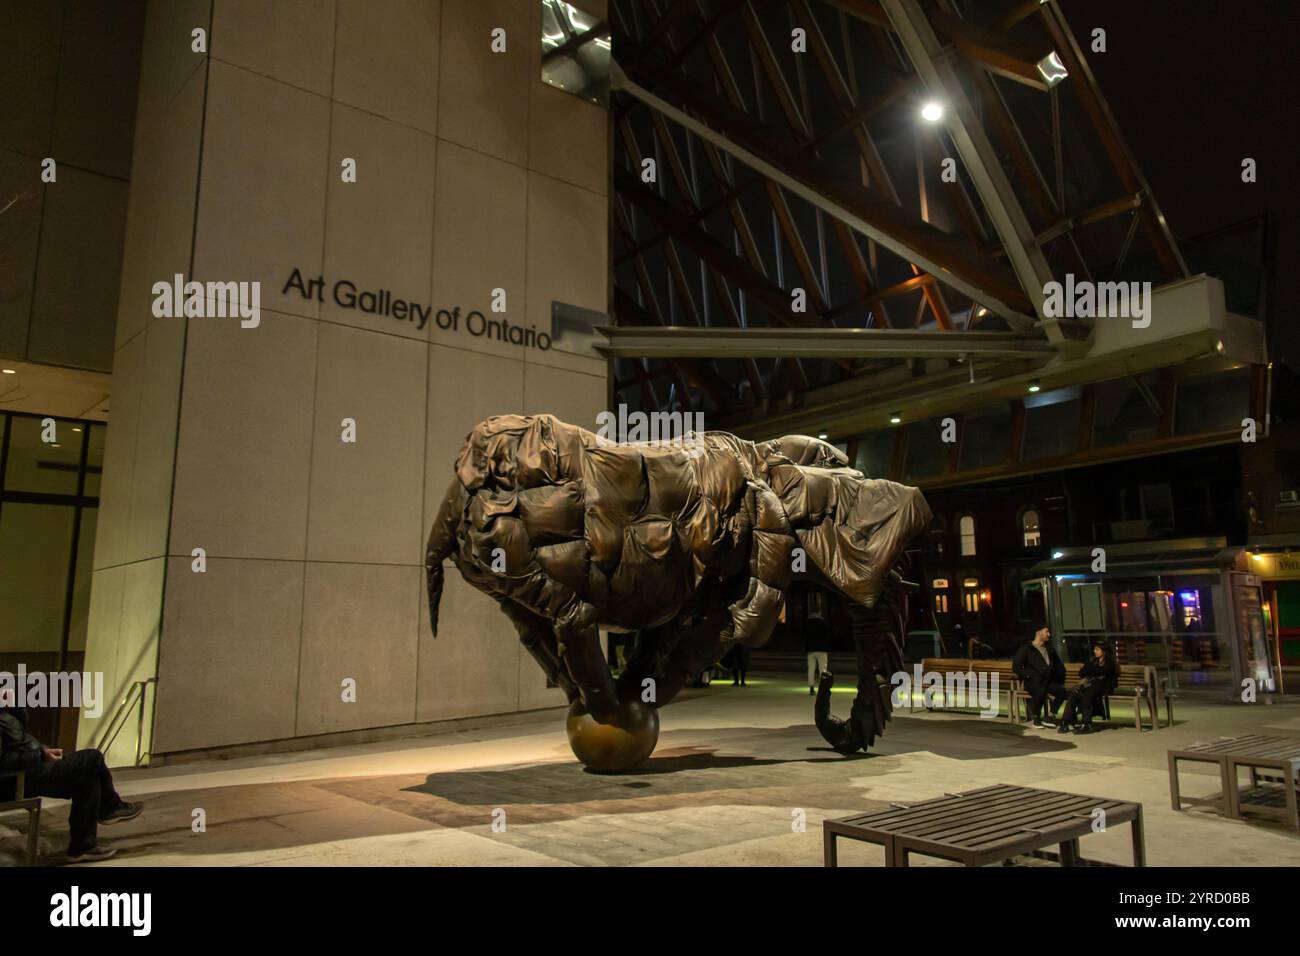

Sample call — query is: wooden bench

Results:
[1170,735,1300,829]
[1010,663,1161,731]
[824,783,1145,867]
[0,770,41,866]
[912,658,1018,718]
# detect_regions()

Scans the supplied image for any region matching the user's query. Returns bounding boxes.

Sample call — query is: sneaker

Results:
[1056,723,1072,734]
[68,845,118,863]
[101,801,143,825]
[1031,718,1046,728]
[1073,724,1094,735]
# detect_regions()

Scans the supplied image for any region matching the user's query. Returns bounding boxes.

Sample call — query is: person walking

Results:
[805,615,831,695]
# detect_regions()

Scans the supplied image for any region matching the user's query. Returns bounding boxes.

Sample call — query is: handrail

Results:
[90,677,156,767]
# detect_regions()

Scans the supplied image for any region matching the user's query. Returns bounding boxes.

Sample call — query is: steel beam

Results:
[610,57,1037,326]
[880,0,1055,330]
[597,325,1054,360]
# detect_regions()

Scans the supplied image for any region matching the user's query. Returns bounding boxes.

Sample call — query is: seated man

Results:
[1012,627,1067,728]
[0,694,142,863]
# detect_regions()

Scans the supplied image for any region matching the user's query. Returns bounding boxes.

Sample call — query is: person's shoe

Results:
[1073,723,1094,735]
[1031,718,1046,728]
[101,801,143,825]
[1056,722,1072,734]
[732,679,739,686]
[809,687,815,696]
[67,845,118,863]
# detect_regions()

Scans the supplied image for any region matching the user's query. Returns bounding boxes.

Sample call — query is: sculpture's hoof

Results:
[566,698,659,772]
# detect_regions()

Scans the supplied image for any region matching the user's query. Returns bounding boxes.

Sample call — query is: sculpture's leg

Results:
[616,608,728,709]
[556,621,619,721]
[498,600,578,702]
[814,582,909,754]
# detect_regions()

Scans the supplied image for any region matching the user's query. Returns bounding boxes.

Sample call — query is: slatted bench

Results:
[824,783,1145,867]
[913,658,1018,718]
[0,770,41,866]
[1169,735,1300,829]
[1010,663,1161,731]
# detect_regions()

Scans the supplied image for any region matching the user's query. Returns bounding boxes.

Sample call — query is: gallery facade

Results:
[2,0,611,764]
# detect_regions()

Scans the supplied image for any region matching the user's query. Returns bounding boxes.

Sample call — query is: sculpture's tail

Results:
[426,478,464,636]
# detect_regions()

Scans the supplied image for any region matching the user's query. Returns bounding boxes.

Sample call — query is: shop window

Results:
[958,514,976,556]
[1021,508,1041,547]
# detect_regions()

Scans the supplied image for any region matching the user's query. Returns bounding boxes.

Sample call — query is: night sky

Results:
[1062,0,1299,368]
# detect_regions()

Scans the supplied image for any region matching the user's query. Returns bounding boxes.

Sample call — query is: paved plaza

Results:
[6,677,1298,867]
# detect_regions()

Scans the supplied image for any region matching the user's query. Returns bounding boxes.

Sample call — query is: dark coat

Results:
[1013,641,1065,686]
[0,707,45,776]
[1078,657,1118,695]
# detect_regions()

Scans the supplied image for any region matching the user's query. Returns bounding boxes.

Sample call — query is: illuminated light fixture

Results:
[817,432,829,440]
[1250,552,1264,562]
[975,306,989,318]
[920,101,943,122]
[1035,51,1068,88]
[1027,379,1041,393]
[889,411,902,425]
[1,368,14,374]
[1051,550,1064,560]
[72,427,83,433]
[1215,339,1225,354]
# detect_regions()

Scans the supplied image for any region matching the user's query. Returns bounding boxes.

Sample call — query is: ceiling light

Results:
[1035,51,1068,88]
[817,432,829,440]
[1028,379,1041,393]
[1052,551,1064,560]
[889,412,902,425]
[1,369,14,374]
[1215,339,1225,354]
[920,101,943,122]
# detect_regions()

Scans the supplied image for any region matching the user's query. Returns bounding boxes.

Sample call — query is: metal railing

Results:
[90,677,155,767]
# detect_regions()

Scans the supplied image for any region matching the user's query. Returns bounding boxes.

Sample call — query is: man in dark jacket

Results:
[0,701,141,863]
[1012,627,1067,727]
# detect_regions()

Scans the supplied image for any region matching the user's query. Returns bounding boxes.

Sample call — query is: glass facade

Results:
[0,412,105,744]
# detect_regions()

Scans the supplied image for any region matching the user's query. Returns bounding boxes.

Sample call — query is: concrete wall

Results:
[81,0,610,761]
[0,0,144,374]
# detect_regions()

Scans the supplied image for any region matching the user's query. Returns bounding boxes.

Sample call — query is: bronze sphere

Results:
[565,698,660,772]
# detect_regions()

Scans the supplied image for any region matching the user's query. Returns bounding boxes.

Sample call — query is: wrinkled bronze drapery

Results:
[427,414,930,770]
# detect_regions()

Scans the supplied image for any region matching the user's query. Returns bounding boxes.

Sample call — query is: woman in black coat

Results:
[1058,642,1118,734]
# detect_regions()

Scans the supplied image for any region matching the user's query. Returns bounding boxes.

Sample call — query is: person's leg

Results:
[1060,690,1079,726]
[807,653,816,690]
[24,752,104,855]
[1078,685,1104,725]
[1027,682,1048,721]
[1047,683,1069,718]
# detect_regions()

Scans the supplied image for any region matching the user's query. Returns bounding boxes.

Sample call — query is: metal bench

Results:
[824,783,1145,867]
[0,770,41,866]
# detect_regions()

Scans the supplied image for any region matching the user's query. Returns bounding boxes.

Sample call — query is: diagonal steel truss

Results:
[607,0,1188,431]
